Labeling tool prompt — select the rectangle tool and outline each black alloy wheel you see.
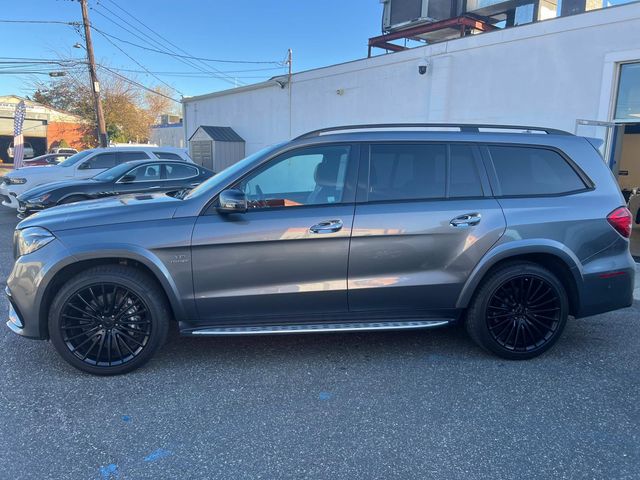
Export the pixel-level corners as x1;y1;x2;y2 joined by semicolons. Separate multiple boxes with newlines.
486;275;561;352
466;261;569;359
49;265;169;375
60;283;152;367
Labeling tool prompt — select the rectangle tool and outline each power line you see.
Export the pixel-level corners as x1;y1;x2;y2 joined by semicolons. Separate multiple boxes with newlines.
93;27;183;96
90;6;240;86
0;19;79;25
90;25;282;65
97;64;181;103
95;0;246;86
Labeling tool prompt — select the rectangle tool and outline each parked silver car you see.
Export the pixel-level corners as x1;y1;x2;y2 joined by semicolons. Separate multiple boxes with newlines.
6;124;635;375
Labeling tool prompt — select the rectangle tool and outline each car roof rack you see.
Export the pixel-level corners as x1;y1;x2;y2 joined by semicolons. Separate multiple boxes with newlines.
294;123;573;140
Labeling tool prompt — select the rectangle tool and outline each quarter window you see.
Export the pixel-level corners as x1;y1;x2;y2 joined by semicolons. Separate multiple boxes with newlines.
235;145;351;209
489;146;586;196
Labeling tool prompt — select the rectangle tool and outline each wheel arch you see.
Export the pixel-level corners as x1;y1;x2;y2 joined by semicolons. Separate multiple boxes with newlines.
456;241;582;316
38;250;186;339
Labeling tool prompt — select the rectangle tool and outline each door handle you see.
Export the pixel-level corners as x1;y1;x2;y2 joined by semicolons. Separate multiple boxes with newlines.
310;219;343;234
450;213;482;228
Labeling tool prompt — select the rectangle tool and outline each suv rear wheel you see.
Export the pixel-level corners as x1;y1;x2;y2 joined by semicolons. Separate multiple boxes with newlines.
48;265;169;375
466;261;569;359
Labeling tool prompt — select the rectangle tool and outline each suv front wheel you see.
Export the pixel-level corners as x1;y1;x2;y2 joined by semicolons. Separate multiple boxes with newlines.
466;261;569;359
49;265;169;375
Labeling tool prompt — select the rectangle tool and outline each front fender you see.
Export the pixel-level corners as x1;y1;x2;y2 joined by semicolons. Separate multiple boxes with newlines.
455;239;583;309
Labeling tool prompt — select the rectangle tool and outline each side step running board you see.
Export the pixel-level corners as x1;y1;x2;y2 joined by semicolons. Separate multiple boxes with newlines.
188;319;450;336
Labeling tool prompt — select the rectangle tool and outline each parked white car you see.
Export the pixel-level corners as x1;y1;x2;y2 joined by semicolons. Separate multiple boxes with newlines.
6;142;35;160
0;146;192;209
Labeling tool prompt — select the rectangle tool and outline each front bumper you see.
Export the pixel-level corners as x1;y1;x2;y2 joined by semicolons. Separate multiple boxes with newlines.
6;238;74;340
0;184;19;208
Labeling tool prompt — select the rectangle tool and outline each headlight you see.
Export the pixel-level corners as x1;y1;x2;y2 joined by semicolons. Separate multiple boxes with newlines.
14;227;55;257
26;193;51;204
8;178;27;185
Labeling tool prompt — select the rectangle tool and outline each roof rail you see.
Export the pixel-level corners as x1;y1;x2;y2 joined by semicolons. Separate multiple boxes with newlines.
293;123;573;140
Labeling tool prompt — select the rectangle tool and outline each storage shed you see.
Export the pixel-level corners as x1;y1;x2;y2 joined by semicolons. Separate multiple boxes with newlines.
188;126;245;172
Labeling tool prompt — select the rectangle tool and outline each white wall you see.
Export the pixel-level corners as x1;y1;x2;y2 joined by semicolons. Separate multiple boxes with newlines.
150;125;185;148
184;3;640;155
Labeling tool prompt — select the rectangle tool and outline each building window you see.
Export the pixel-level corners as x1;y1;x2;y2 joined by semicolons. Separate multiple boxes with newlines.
615;62;640;122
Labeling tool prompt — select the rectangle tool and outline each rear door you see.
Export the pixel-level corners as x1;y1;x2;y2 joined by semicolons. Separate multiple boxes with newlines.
348;142;506;313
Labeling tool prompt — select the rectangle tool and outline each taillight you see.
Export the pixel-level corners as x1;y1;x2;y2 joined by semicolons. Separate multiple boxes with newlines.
607;207;632;238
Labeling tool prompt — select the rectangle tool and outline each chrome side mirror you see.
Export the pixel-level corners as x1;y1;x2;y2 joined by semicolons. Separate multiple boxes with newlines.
217;189;247;214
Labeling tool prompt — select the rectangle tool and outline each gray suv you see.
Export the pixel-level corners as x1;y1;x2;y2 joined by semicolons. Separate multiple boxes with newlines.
6;124;635;375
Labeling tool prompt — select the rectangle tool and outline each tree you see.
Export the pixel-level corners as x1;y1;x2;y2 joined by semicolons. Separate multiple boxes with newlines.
31;68;178;146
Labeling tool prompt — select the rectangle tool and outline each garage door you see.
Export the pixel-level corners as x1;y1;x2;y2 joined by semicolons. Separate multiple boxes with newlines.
190;140;213;170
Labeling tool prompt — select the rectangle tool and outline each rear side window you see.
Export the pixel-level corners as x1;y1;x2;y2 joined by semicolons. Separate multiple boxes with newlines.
154;151;182;160
449;144;483;198
118;151;150;163
82;152;116;169
165;163;199;180
489;146;586;196
369;144;446;201
367;143;484;201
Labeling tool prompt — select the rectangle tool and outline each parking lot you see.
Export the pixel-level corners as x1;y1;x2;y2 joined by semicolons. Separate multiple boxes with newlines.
0;207;639;480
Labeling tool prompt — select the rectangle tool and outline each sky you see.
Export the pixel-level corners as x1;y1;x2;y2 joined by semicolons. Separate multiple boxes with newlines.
0;0;383;101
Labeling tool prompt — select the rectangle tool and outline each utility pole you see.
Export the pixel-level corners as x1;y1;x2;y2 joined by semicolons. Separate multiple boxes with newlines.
80;0;108;147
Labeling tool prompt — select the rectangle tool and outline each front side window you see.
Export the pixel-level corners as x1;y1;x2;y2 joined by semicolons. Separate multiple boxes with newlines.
81;152;116;170
489;146;586;196
235;145;351;209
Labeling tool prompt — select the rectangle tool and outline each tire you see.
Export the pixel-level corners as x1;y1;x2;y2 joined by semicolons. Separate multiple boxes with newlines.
465;261;569;360
48;265;170;375
59;195;87;205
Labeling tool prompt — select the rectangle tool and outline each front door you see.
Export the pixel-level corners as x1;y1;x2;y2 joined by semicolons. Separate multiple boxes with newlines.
191;144;358;324
348;142;506;314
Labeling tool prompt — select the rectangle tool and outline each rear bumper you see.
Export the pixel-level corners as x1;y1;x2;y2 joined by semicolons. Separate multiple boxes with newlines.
575;260;635;318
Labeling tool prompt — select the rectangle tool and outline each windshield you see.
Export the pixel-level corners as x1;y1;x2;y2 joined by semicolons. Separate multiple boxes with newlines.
184;143;285;200
58;150;93;168
92;162;135;181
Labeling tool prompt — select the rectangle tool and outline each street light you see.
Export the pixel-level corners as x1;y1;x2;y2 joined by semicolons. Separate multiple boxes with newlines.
73;43;85;50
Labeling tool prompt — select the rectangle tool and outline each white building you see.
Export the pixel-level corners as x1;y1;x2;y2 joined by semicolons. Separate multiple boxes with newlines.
183;3;640;191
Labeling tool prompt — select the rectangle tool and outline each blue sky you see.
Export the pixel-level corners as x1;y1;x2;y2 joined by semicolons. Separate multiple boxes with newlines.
1;0;383;99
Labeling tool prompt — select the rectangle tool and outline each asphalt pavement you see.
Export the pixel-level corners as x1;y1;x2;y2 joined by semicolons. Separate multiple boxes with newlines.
0;207;639;479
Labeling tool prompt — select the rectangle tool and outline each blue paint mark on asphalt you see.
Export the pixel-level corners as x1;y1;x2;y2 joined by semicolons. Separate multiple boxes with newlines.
144;448;173;462
319;392;333;401
121;415;131;422
99;464;119;480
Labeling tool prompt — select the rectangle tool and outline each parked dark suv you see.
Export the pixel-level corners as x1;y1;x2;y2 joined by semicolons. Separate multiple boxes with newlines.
6;124;635;375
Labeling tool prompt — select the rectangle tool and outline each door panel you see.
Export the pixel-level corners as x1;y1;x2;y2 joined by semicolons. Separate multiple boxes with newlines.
348;199;506;312
192;205;355;322
191;143;358;324
348;142;505;313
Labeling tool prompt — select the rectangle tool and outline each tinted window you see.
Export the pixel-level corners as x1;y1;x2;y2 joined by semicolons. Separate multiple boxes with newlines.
449;144;483;197
125;164;161;182
235;145;350;209
58;150;92;168
82;152;116;169
154;151;182;160
165;164;198;180
489;146;586;196
369;144;446;201
118;151;149;163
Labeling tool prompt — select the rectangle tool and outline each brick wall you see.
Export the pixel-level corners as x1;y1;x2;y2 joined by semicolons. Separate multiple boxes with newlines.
47;122;87;150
